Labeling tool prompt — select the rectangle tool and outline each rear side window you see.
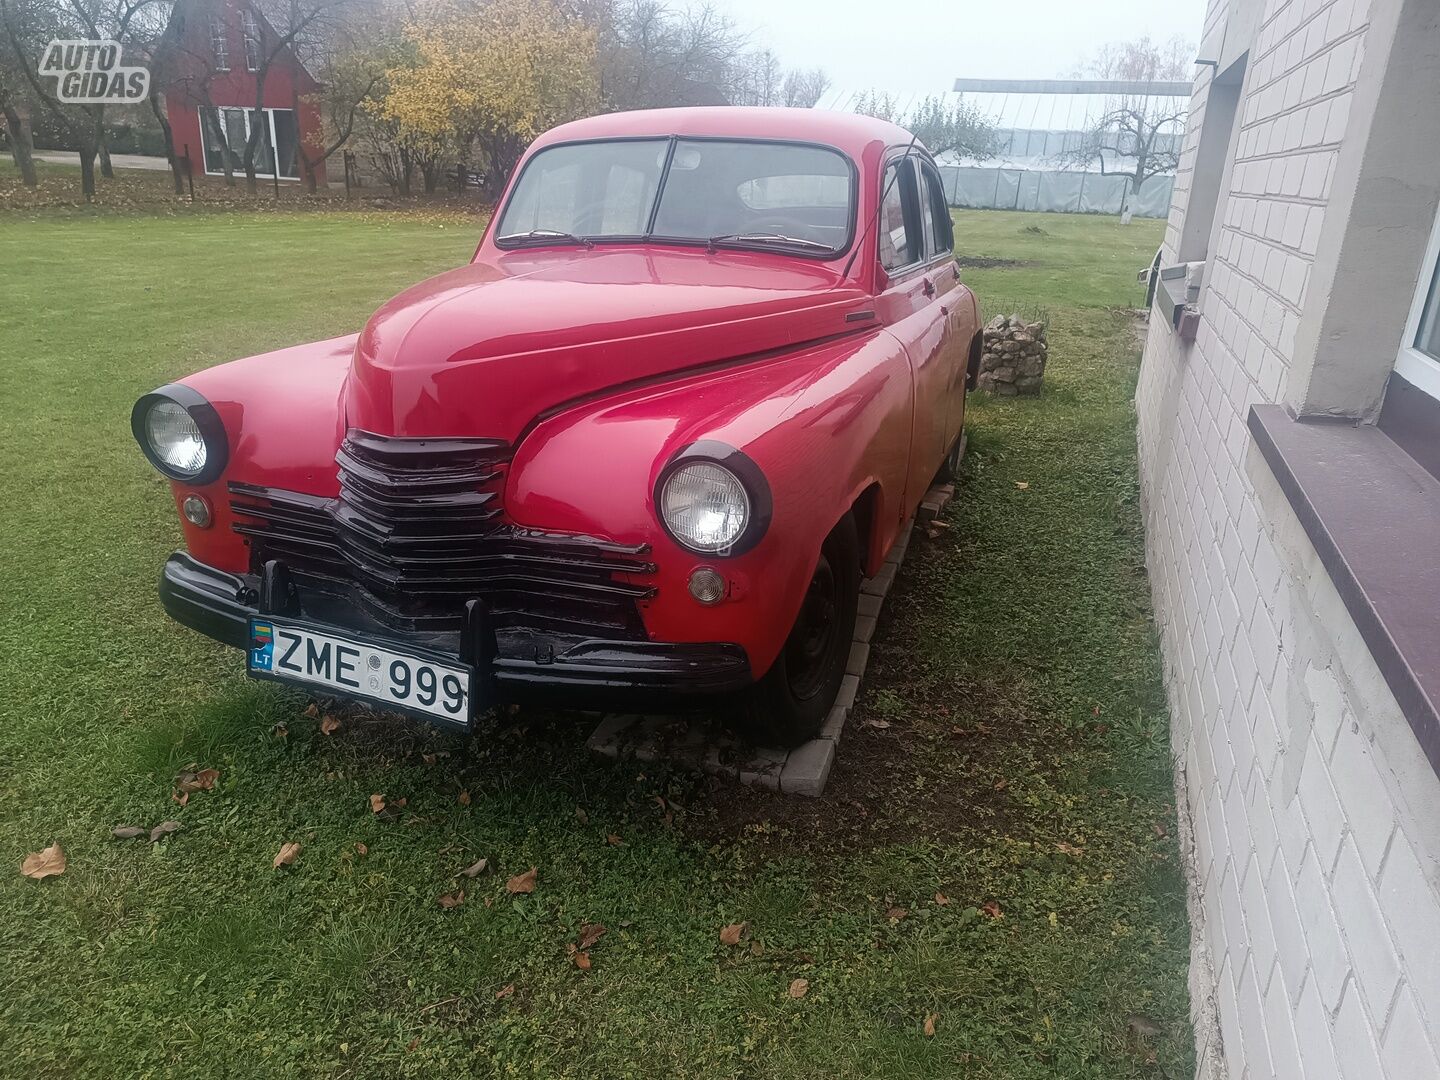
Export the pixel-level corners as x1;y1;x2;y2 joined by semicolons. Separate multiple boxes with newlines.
919;162;953;259
878;161;916;270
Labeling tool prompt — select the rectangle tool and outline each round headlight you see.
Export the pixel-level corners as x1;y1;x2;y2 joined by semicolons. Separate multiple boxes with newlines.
146;400;207;476
131;385;229;485
661;461;750;553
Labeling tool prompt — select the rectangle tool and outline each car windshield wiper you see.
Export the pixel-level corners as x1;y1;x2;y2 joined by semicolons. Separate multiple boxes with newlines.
705;232;835;254
498;229;594;249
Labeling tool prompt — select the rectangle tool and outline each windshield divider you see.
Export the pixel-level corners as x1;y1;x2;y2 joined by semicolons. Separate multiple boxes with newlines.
644;136;678;237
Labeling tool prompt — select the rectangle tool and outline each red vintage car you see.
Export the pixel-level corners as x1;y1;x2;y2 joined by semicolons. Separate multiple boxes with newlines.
131;107;980;746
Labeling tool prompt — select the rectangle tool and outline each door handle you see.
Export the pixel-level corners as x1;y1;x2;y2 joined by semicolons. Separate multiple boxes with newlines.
922;277;935;298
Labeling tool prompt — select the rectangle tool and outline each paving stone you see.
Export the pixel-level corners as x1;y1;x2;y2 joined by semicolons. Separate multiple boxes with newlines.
586;713;641;757
778;738;835;797
854;614;877;643
846;641;871;678
834;673;860;714
858;593;882;618
861;563;896;597
820;704;849;742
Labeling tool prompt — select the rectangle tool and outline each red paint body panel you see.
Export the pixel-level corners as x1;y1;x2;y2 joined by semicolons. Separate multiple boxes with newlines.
160;107;980;685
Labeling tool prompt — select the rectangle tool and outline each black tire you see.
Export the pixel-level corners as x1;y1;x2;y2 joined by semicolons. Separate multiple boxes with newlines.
732;514;861;748
935;429;966;483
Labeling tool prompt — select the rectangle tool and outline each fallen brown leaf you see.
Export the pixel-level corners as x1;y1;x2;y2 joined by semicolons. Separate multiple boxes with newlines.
574;806;589;825
457;790;471;807
369;794;386;813
320;715;341;736
303;703;320;719
456;858;488;879
420;752;436;765
750;939;764;957
865;717;892;729
355;842;368;857
719;922;747;946
405;1037;420;1053
1014;481;1029;490
111;826;147;840
171;790;189;807
578;923;607;951
273;841;301;869
573;950;592;971
1057;841;1084;857
1154;822;1168;839
20;843;66;880
886;906;907;921
923;1012;938;1037
506;867;537;894
934;892;950;906
176;767;219;792
273;722;288;739
149;821;181;842
437;889;465;909
981;901;1003;919
606;833;621;846
495;983;515;1000
788;978;809;999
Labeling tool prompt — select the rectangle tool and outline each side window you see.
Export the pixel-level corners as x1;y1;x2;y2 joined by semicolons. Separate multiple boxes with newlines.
878;160;917;271
919;162;953;259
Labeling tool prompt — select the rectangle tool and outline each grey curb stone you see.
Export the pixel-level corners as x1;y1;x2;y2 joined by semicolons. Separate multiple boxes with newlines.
586;462;964;798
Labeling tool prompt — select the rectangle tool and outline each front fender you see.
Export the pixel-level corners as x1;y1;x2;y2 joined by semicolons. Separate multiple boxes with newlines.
506;330;913;676
166;335;356;573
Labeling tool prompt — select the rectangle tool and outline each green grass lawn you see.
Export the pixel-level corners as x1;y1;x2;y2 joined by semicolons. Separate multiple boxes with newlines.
0;201;1188;1078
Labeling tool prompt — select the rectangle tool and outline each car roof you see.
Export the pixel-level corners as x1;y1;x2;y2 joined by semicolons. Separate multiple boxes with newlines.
531;107;921;162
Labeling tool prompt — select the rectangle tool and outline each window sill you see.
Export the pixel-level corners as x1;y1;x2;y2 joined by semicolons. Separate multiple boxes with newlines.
1248;404;1440;775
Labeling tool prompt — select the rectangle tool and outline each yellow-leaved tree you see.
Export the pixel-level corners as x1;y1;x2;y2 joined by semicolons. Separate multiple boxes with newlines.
381;0;600;190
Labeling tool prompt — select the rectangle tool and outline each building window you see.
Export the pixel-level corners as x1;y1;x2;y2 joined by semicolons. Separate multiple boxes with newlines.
209;17;229;71
198;107;300;179
1396;208;1440;399
1177;55;1246;263
240;9;261;72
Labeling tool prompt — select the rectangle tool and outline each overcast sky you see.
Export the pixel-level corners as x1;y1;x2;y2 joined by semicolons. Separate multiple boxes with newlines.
719;0;1210;94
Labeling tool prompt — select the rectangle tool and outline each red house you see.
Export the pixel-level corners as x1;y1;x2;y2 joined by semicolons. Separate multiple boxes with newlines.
158;0;326;186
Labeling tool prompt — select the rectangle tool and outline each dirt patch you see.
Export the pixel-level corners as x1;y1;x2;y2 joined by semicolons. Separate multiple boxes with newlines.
956;256;1034;269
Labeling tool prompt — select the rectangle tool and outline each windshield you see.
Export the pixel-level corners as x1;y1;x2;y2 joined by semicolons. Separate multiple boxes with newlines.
495;138;854;256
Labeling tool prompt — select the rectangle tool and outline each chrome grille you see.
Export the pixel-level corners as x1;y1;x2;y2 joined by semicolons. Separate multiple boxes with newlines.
229;431;656;636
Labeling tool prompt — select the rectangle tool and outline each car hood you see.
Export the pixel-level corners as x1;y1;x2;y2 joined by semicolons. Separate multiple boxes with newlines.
344;246;872;442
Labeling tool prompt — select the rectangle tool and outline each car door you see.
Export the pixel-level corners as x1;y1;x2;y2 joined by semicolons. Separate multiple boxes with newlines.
916;158;971;455
873;153;957;513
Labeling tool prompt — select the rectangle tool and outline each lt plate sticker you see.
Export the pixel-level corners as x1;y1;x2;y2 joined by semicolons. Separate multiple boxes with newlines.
247;619;471;724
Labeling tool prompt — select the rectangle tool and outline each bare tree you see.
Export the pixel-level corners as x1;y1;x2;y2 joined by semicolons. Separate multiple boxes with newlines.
0;20;39;185
237;0;352;192
595;0;747;110
728;45;780;106
1059;35;1193;223
780;65;826;108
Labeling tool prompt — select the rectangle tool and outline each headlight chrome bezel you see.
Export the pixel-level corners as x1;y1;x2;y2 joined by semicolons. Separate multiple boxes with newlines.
655;440;771;557
131;383;229;485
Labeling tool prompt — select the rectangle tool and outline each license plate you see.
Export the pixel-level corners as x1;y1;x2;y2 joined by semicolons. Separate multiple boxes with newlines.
247;618;475;726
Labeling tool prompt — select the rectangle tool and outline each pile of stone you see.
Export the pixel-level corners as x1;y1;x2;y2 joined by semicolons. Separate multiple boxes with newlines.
977;313;1049;396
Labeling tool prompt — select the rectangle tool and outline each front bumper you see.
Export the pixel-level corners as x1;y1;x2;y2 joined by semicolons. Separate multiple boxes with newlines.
159;552;753;708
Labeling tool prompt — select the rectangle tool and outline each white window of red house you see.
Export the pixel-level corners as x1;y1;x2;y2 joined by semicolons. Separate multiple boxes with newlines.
199;106;301;180
210;16;229;71
240;9;262;72
1399;208;1440;400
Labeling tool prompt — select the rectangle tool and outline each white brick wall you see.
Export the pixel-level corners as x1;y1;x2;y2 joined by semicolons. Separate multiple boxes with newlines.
1135;0;1440;1077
